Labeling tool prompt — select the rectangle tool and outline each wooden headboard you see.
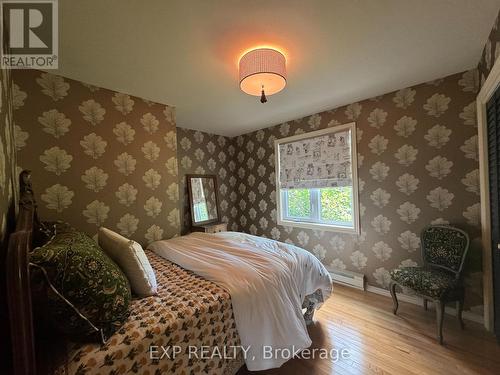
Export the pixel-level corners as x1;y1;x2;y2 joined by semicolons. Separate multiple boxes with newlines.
6;170;38;375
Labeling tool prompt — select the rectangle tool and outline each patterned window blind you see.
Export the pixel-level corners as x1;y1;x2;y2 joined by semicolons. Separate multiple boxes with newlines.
278;128;352;189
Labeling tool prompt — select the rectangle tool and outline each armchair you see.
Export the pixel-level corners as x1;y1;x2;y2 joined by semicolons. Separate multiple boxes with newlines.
389;225;470;344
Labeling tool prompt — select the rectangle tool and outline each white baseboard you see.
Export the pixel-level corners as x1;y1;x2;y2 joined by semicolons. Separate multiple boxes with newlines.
364;285;484;325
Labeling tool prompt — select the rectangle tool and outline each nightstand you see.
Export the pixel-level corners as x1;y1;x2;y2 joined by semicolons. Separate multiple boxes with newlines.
193;222;227;233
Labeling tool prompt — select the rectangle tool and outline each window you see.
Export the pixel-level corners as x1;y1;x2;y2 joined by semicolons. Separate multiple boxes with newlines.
274;123;359;233
193;201;209;222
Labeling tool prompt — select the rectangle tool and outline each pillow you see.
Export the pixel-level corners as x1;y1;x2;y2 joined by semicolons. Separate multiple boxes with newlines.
30;224;131;342
98;227;157;297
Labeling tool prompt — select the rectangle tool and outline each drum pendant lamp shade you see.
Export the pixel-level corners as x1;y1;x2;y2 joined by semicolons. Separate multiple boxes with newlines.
239;48;287;103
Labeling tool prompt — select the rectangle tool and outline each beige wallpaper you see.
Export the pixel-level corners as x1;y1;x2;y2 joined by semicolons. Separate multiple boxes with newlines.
10;68;484;313
0;67;16;251
228;71;483;312
0;66;16;375
478;8;500;86
176;127;237;234
13;70;180;245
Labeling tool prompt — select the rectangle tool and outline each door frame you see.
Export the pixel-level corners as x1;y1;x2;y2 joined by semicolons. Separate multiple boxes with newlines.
477;56;500;331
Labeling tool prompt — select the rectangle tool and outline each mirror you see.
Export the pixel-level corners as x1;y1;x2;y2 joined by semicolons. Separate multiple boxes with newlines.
187;174;220;226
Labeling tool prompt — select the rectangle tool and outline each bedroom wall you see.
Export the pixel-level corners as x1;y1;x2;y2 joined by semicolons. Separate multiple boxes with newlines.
478;9;500;85
176;127;237;234
13;70;180;245
232;70;483;312
0;67;16;375
0;69;16;252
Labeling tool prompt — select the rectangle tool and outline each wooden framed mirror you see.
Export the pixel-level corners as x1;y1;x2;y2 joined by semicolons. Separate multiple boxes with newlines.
186;174;220;227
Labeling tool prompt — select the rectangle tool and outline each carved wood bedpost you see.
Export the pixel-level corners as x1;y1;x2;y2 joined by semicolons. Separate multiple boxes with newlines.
6;170;37;375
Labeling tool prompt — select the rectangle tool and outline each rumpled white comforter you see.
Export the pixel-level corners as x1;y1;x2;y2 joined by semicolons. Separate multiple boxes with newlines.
148;231;332;371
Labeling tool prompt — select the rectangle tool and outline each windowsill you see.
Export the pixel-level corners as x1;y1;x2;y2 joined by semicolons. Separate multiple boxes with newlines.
277;218;359;234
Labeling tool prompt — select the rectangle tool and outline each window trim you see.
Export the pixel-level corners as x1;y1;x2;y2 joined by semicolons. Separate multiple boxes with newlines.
274;122;360;234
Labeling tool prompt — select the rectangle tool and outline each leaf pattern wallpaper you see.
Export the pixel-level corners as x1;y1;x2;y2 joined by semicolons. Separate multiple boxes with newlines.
8;6;500;317
176;128;237;234
226;71;482;312
13;70;180;245
478;9;500;86
0;66;17;374
0;67;16;252
173;74;483;311
162;70;484;313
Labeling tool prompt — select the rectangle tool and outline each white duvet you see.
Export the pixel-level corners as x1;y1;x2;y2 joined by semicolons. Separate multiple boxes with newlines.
148;231;332;371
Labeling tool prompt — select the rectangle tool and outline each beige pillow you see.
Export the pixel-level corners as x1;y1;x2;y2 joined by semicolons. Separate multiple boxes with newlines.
98;227;157;297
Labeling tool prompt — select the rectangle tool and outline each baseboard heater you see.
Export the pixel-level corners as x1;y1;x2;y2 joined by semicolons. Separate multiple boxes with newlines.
328;269;365;290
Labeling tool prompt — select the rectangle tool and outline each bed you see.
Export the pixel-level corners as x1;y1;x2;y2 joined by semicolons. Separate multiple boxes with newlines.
6;171;332;375
55;251;243;374
149;231;333;371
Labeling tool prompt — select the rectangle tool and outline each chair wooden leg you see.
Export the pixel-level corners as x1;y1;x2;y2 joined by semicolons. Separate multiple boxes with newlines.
435;301;445;345
423;299;428;311
389;281;398;315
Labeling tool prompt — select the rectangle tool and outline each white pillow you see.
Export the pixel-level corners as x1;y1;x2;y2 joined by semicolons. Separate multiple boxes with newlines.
98;227;157;297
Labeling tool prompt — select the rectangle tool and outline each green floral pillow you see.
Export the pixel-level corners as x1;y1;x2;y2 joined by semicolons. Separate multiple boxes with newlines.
30;224;131;342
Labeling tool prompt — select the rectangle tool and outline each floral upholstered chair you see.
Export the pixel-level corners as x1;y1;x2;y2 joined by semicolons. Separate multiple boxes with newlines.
389;225;469;344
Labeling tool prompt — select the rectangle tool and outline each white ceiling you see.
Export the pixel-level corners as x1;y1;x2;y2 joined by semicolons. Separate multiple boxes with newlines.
55;0;500;137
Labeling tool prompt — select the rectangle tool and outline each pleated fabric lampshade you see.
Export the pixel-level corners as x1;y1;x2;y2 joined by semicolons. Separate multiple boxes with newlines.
239;48;287;103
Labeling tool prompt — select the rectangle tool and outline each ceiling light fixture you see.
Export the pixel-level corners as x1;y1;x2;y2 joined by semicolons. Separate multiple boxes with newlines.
239;48;286;103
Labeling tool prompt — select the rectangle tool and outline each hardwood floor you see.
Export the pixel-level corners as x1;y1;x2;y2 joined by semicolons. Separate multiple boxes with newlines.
237;285;500;375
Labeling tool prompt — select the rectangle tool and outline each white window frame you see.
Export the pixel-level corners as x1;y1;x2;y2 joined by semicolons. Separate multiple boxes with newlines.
274;122;360;234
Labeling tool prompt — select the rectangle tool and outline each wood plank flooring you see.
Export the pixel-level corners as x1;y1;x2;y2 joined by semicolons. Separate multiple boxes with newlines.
237;285;500;375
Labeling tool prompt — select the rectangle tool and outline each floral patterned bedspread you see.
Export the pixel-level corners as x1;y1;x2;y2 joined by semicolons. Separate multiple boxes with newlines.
57;251;242;375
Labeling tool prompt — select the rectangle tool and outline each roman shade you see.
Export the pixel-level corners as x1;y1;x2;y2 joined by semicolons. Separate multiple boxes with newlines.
278;128;352;189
